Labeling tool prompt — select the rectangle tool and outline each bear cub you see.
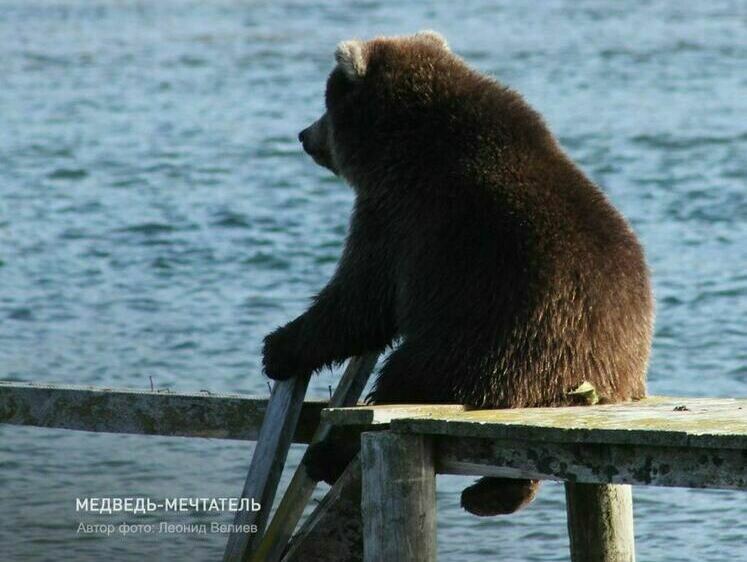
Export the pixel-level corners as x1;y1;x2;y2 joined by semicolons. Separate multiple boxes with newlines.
263;31;654;516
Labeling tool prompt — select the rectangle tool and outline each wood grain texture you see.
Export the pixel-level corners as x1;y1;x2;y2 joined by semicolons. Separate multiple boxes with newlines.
282;457;363;562
565;483;635;562
437;436;747;489
0;381;325;443
223;375;311;562
323;403;468;426
390;396;747;450
252;353;378;562
361;432;436;562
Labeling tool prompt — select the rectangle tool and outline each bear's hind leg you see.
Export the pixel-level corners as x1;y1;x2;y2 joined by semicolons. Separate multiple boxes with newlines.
302;426;360;485
304;342;430;484
375;343;542;516
461;477;541;516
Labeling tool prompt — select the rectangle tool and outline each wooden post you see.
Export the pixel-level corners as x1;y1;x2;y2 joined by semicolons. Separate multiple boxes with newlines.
361;432;436;562
565;483;636;562
282;457;363;562
223;375;311;562
252;353;378;562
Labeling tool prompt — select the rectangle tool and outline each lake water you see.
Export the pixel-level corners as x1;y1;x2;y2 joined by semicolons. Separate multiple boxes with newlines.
1;1;745;560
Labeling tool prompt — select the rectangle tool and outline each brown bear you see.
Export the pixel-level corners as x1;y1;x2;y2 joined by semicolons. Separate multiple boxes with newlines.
262;31;654;516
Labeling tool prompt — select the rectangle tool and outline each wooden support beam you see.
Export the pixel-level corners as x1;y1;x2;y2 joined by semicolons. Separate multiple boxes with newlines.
323;403;468;426
361;432;436;562
565;483;635;562
223;374;311;562
0;381;325;443
282;457;363;562
436;436;747;490
252;353;378;562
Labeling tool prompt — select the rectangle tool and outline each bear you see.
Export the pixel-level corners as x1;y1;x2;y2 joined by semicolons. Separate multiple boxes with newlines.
262;30;654;516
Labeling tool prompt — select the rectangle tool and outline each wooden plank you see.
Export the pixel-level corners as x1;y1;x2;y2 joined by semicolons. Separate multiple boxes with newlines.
251;353;378;562
0;381;325;443
390;396;747;450
361;432;436;562
437;436;747;490
282;457;363;562
323;403;468;426
565;483;636;562
223;374;311;562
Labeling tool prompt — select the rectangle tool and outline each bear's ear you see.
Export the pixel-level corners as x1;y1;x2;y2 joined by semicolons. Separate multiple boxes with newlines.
335;40;367;81
415;30;449;51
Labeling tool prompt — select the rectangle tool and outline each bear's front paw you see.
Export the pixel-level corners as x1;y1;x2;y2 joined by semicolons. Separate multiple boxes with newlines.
262;327;309;381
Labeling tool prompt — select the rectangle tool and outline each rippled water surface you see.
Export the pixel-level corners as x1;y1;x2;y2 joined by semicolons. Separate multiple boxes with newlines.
1;1;746;560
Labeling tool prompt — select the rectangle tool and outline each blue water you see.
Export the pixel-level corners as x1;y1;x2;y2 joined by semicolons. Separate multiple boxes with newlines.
1;1;746;560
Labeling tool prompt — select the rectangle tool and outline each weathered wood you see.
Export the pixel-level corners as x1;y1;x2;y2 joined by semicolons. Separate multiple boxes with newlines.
565;483;635;562
223;375;311;562
390;396;747;450
323;403;468;426
361;432;436;562
282;457;363;562
436;436;747;489
0;381;325;443
252;353;378;562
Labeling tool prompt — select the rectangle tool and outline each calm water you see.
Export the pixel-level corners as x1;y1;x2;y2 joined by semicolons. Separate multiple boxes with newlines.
1;1;746;560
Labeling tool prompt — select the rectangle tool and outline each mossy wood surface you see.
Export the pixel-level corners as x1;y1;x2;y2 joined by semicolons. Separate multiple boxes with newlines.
323;403;468;425
565;483;636;562
437;436;746;490
328;397;747;450
0;381;326;443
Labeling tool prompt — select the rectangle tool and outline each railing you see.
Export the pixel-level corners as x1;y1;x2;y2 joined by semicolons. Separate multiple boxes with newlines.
3;380;746;561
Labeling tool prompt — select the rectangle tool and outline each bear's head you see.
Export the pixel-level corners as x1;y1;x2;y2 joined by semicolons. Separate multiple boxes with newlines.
298;30;486;190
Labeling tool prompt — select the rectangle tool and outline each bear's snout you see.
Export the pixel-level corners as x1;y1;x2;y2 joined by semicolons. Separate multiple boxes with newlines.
298;118;338;175
298;126;319;158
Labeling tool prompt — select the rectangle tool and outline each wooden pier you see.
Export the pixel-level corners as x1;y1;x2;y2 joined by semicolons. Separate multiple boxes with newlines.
2;380;746;561
326;397;747;561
